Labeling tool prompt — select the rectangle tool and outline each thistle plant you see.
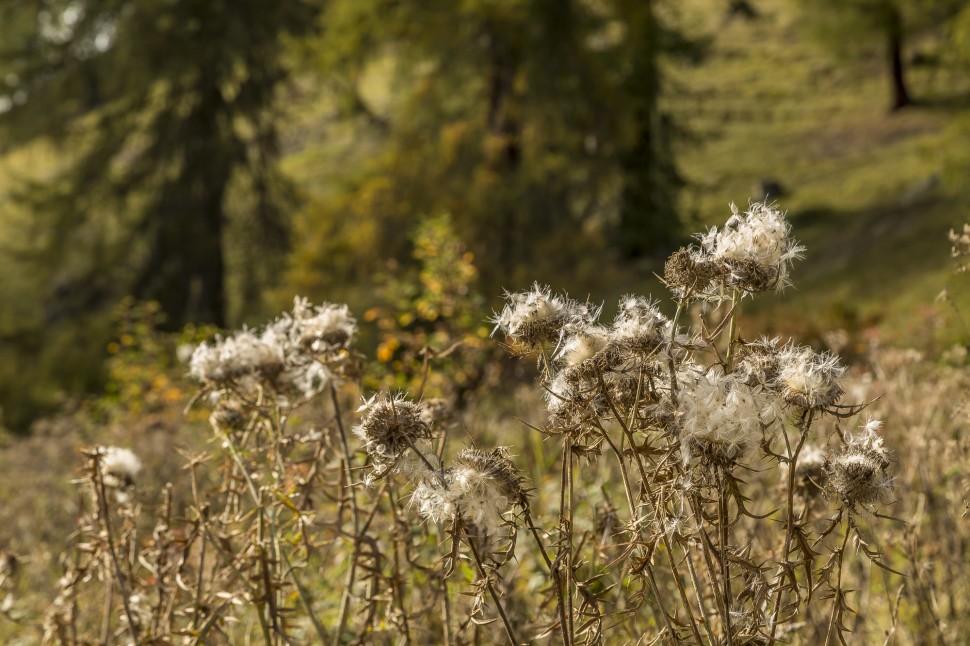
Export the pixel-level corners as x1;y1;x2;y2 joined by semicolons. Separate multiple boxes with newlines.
490;200;897;645
38;200;901;645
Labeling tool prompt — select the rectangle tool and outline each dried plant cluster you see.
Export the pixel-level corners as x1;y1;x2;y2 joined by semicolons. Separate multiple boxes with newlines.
487;201;898;645
25;202;906;645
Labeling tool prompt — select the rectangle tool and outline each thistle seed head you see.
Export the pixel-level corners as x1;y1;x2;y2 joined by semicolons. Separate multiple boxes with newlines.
286;297;357;351
699;201;804;295
556;324;610;367
734;337;783;388
491;283;596;348
776;345;845;410
826;418;893;507
610;295;670;355
354;393;433;465
98;447;142;489
664;248;720;299
676;368;783;464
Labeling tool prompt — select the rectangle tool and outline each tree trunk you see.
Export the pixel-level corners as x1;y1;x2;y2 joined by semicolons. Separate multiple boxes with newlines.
484;25;521;277
616;0;681;258
888;14;911;111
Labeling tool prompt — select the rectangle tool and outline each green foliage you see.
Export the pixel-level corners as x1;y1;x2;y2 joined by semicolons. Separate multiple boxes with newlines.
288;0;691;299
364;213;495;402
95;299;213;422
0;0;316;328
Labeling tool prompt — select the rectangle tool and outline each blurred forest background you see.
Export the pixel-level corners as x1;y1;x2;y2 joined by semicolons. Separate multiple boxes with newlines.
2;0;970;432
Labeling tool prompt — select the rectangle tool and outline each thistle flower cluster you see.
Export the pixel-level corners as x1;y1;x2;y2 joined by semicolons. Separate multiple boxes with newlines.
540;296;675;432
491;283;598;348
736;338;846;411
188;297;357;402
497;203;881;479
666;202;804;299
825;418;893;508
411;448;527;533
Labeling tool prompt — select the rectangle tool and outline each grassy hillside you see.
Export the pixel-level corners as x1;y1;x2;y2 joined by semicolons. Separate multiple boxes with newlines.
663;0;970;344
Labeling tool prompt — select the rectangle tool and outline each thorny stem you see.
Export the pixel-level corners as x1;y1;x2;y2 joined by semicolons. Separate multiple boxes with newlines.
523;509;571;646
684;545;718;645
91;453;140;645
331;384;362;644
690;495;729;633
716;469;733;643
724;288;741;370
768;410;813;645
220;431;276;645
99;570;113;644
186;459;211;636
387;485;414;644
599;426;705;645
824;518;852;646
437;519;454;646
613;422;678;631
668;300;685;402
280;547;331;645
461;516;519;645
562;439;576;643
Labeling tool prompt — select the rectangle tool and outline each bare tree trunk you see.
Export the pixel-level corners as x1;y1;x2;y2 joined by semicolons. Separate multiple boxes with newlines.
888;13;911;111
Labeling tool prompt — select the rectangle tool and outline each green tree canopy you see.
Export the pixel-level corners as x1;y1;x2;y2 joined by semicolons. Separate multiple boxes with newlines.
0;0;319;328
288;0;692;300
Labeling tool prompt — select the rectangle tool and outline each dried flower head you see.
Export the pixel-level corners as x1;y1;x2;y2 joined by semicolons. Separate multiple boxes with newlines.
189;329;285;385
664;248;721;299
411;475;457;525
189;299;356;403
699;202;804;295
676;368;782;464
354;393;433;471
776;345;845;410
492;283;595;348
695;202;804;294
411;448;527;533
556;324;610;367
454;447;528;508
99;447;142;488
610;295;670;355
826;418;893;507
544;367;604;431
734;337;783;388
287;297;357;351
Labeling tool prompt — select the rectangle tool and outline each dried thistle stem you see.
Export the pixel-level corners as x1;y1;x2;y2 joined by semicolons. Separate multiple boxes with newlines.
91;453;140;645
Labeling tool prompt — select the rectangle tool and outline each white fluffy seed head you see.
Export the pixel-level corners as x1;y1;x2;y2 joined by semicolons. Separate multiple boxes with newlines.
610;295;670;353
492;283;596;348
776;345;845;410
353;393;433;466
410;449;525;534
676;368;783;464
99;447;142;488
557;325;610;367
826;418;893;507
188;298;357;403
288;297;357;351
699;202;804;293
